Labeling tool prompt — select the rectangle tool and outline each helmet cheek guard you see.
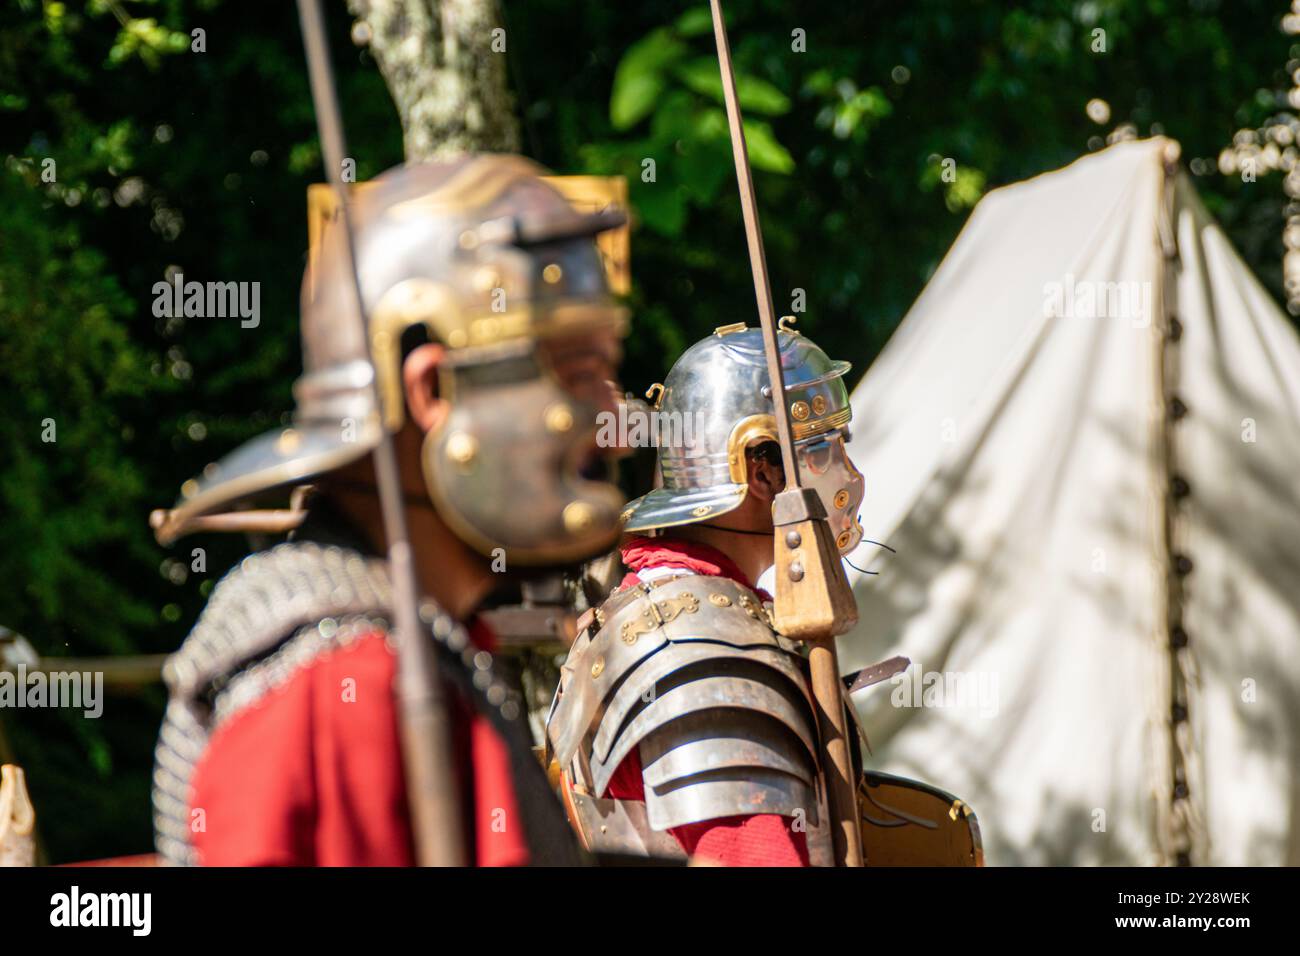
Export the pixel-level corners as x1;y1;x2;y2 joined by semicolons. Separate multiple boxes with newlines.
793;430;864;555
422;342;625;566
726;416;864;557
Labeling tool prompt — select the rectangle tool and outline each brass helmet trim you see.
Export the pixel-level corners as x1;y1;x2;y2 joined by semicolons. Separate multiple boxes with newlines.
726;414;777;484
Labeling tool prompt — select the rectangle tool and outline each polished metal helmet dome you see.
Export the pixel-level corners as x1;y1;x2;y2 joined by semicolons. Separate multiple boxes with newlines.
622;322;864;553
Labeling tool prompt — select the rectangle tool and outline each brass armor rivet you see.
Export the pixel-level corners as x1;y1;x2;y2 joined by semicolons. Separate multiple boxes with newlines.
445;432;478;467
669;592;700;615
619;507;634;523
833;489;850;510
478;316;503;340
447;328;468;349
789;561;805;582
544;403;574;433
276;428;302;455
790;401;810;421
709;594;731;607
591;657;605;678
542;263;564;284
691;505;711;517
812;395;828;416
458;230;479;250
785;530;802;549
563;501;595;534
836;529;852;550
275;429;300;455
181;478;199;499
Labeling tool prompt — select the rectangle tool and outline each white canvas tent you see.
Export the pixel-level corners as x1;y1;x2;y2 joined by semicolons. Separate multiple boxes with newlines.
839;138;1300;865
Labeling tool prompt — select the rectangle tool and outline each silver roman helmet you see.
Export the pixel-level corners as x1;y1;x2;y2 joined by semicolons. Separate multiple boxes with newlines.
622;321;864;554
153;154;629;566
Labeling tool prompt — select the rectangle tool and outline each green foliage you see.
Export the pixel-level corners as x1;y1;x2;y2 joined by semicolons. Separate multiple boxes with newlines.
610;27;687;129
0;0;401;861
600;5;797;235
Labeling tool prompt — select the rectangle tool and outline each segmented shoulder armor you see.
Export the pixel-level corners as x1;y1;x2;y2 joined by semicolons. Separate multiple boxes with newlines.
547;573;831;860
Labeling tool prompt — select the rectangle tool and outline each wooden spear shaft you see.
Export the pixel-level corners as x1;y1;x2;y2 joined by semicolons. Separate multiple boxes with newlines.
707;0;863;866
296;0;464;866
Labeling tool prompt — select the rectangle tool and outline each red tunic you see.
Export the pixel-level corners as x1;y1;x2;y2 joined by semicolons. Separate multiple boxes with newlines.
186;618;527;867
607;536;811;867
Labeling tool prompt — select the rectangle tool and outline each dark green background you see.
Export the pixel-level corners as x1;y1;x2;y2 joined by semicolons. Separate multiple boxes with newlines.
0;0;1292;861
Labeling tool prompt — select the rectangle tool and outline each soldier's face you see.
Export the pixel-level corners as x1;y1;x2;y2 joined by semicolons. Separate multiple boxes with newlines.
540;326;624;418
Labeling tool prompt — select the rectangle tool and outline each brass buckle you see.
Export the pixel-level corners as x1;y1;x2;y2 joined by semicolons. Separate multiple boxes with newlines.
620;590;700;645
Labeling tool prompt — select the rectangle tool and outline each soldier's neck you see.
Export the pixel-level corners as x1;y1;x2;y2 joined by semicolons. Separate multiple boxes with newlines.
673;523;774;589
404;504;498;620
327;488;496;621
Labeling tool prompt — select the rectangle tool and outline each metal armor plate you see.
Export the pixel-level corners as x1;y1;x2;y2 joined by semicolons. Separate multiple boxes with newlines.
547;573;829;847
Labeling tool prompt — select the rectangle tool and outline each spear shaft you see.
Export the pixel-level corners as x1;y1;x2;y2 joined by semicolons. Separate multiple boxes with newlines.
296;0;465;867
708;0;864;867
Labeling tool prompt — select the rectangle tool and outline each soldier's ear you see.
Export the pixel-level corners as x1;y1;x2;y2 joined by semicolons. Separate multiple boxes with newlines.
402;342;448;433
746;453;785;503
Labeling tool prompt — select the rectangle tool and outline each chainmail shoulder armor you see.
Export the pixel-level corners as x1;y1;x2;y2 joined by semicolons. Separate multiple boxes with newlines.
153;538;583;867
153;541;396;865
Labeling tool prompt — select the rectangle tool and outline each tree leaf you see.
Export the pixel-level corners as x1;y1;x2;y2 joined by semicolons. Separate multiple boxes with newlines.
742;119;795;173
610;28;687;129
674;7;714;38
633;180;689;235
611;72;665;130
674;57;790;115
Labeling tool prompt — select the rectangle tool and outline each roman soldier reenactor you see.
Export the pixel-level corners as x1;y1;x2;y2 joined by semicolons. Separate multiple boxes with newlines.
546;322;866;866
150;154;629;866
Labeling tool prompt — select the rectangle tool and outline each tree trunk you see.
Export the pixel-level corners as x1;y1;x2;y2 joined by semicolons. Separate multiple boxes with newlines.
348;0;520;161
